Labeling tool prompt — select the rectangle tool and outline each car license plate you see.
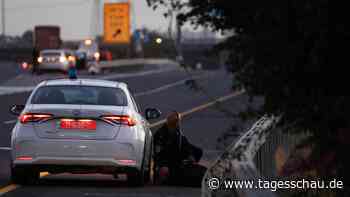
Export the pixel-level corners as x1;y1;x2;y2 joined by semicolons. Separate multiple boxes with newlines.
60;119;96;130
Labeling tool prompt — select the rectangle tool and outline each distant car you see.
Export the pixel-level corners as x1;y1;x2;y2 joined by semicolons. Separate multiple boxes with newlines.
37;49;76;73
100;50;113;61
77;39;100;62
9;79;161;186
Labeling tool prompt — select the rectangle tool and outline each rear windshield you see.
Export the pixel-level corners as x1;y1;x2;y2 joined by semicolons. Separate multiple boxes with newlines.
41;52;61;57
31;86;128;106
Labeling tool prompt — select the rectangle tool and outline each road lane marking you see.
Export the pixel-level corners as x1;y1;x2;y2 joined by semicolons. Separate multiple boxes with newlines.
3;120;16;125
0;172;49;196
0;147;11;151
3;120;17;124
0;86;36;96
0;184;19;196
2;74;208;125
150;90;245;128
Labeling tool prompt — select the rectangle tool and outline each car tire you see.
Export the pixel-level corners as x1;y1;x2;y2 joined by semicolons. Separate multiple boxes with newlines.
11;166;39;185
127;142;150;187
143;140;153;184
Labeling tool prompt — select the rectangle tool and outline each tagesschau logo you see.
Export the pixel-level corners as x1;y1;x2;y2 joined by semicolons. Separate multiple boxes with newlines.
207;178;344;192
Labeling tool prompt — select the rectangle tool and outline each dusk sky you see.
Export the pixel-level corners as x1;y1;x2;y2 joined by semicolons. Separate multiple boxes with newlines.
2;0;170;40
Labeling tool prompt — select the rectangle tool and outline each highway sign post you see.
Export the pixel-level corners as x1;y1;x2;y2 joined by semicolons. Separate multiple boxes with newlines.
104;3;130;44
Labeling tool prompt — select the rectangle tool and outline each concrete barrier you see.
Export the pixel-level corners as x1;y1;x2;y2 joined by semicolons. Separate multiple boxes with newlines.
86;58;179;75
201;115;281;197
98;58;179;69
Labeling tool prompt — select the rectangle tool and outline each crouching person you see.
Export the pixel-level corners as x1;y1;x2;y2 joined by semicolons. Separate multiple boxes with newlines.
153;111;207;187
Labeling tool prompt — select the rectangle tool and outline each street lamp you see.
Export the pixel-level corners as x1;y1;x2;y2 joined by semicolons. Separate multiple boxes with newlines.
155;38;162;44
84;39;93;46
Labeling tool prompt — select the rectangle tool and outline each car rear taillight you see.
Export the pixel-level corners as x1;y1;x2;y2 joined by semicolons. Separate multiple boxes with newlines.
19;113;53;124
101;115;136;126
16;156;33;161
116;159;137;166
21;62;29;69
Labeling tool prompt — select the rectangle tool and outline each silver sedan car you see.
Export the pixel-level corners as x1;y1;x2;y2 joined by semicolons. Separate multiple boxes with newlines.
37;49;76;72
9;79;161;186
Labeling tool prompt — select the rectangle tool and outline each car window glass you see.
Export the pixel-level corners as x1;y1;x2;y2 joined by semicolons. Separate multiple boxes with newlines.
41;52;61;57
31;86;127;106
131;96;139;112
128;89;140;112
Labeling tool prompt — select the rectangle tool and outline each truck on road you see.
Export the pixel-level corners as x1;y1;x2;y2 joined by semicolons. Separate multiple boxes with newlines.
34;26;61;51
30;26;62;73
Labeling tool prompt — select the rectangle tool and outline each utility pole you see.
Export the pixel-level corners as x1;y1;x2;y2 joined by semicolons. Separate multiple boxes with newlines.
95;0;100;38
128;0;133;58
167;10;173;39
90;0;100;39
167;8;183;62
1;0;5;36
175;17;183;61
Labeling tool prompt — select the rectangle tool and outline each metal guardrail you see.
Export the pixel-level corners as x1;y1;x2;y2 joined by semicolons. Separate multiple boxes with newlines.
255;127;301;179
201;115;282;197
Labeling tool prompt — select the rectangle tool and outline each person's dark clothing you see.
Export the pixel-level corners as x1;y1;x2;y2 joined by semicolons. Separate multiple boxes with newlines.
153;124;204;185
154;124;202;165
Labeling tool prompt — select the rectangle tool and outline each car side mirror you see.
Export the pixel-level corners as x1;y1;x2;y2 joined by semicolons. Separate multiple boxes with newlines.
145;108;161;120
10;104;25;116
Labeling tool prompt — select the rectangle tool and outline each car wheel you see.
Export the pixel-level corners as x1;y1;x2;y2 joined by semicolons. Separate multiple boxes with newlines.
11;166;39;185
127;145;150;187
143;140;153;184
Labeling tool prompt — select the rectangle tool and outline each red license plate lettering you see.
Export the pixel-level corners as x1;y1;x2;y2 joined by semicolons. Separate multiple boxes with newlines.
60;119;96;130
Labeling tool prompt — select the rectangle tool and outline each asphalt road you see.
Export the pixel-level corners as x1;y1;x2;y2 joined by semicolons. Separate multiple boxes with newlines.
0;62;254;197
0;62;22;84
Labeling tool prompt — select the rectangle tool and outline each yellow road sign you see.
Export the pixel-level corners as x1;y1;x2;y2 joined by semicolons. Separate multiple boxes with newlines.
104;3;130;44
